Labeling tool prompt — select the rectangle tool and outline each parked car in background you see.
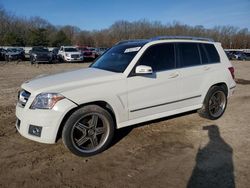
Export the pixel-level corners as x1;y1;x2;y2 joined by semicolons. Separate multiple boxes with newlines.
0;48;6;60
4;47;25;61
234;51;247;60
244;52;250;60
89;47;98;58
58;46;83;62
95;47;108;56
29;47;52;64
51;47;59;62
76;46;95;60
225;51;234;60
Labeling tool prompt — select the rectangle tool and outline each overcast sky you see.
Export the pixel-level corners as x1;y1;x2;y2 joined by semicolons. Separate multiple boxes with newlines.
1;0;249;30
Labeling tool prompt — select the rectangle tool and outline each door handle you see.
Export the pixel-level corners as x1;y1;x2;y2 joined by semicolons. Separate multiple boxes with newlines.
169;72;179;78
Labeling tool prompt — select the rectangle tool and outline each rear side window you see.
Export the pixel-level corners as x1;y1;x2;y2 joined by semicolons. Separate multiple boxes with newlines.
138;43;175;71
177;43;201;67
199;43;220;64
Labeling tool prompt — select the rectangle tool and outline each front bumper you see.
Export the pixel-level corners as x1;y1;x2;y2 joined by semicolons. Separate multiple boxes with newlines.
7;54;22;60
83;54;95;59
65;56;84;62
34;56;52;62
15;98;77;144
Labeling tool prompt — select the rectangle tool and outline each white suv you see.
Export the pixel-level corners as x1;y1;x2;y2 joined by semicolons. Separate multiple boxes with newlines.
16;36;236;156
58;46;83;62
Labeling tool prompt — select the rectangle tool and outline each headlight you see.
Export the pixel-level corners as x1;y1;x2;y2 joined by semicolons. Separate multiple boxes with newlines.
65;53;70;57
33;54;37;57
30;93;65;109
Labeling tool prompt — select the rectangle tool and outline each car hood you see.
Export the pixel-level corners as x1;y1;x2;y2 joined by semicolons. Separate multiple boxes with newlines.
22;68;123;94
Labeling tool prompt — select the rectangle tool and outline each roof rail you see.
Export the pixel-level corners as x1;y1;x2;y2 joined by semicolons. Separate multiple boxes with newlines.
150;36;214;42
116;39;147;45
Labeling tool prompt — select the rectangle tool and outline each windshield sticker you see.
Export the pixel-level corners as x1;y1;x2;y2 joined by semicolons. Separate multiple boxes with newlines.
124;47;141;53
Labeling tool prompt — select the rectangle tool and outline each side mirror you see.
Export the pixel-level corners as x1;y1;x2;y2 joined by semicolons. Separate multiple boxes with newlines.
135;65;153;75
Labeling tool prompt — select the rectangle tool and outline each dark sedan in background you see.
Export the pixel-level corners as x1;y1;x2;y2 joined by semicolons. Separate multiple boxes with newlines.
4;48;25;61
0;48;6;60
29;47;52;64
51;47;59;62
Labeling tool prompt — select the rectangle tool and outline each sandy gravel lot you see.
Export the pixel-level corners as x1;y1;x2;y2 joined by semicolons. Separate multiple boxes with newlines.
0;61;249;188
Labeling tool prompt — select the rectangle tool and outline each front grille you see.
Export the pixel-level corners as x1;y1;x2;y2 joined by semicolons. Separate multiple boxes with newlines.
37;57;50;61
37;54;50;61
18;90;31;107
84;52;92;56
9;54;19;60
71;54;79;58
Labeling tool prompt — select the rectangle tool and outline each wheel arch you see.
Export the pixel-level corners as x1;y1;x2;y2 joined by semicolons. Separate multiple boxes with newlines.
198;82;228;120
202;82;228;105
55;100;117;142
210;82;228;96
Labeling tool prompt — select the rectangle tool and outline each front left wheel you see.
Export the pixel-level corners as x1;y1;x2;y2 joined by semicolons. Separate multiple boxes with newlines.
62;105;115;157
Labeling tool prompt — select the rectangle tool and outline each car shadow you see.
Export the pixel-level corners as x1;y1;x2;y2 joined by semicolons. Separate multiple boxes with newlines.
187;125;235;188
110;110;197;147
110;126;134;147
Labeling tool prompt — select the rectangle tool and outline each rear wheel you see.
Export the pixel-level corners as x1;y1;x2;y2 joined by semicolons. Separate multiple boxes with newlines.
62;105;115;157
198;86;227;120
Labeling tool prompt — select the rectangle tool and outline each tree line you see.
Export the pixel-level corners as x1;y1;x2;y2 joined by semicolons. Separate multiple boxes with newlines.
0;6;250;49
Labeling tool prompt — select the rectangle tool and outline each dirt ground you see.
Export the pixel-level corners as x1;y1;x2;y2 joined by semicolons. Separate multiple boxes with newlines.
0;60;249;188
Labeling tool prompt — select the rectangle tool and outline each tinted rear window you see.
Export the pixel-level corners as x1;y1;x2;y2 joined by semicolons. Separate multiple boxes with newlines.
177;43;201;67
199;43;220;64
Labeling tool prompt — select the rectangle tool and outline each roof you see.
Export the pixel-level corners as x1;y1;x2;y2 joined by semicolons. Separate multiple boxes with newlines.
117;36;215;45
150;36;214;42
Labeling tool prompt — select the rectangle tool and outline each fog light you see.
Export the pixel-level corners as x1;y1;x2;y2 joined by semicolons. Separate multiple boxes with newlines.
28;125;42;137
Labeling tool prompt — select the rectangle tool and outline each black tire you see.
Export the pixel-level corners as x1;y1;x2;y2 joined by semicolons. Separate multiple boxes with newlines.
5;55;9;62
62;105;115;157
58;55;64;63
30;56;35;64
49;58;53;64
198;86;227;120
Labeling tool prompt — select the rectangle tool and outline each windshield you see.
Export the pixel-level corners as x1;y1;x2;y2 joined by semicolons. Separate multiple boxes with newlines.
91;42;145;73
65;48;78;52
7;49;17;52
33;47;49;52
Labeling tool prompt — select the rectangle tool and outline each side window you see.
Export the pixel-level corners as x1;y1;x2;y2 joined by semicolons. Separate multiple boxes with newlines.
178;43;201;67
138;43;175;72
199;44;209;64
203;43;220;64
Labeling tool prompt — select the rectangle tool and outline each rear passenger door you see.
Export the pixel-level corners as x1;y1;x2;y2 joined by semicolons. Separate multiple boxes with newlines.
177;42;220;108
127;43;181;120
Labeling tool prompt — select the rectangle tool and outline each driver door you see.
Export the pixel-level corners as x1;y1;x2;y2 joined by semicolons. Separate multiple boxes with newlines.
127;43;181;120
